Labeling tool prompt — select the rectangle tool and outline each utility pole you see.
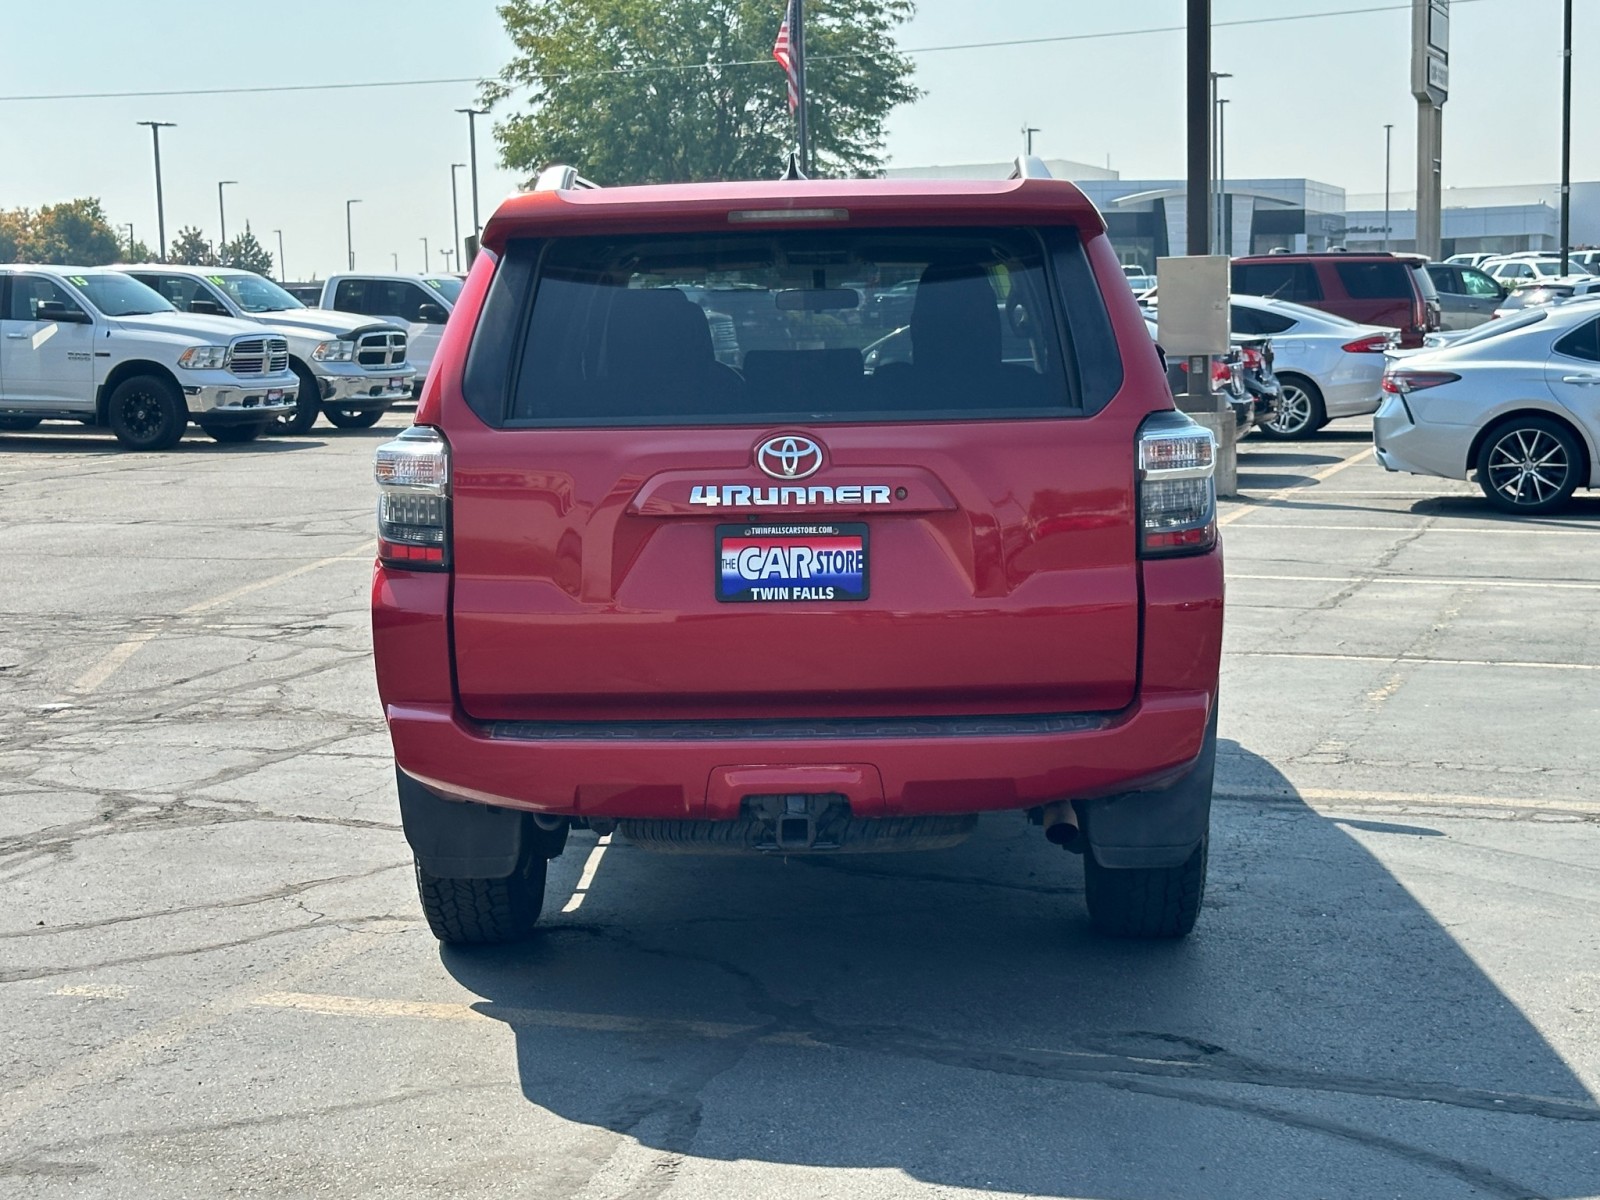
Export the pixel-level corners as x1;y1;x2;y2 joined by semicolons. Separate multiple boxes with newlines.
1190;12;1212;257
420;237;430;272
272;229;286;281
137;121;176;261
217;180;238;264
457;108;488;239
346;199;361;271
1560;0;1573;273
450;163;465;269
1384;124;1394;251
1022;125;1040;157
1218;98;1230;255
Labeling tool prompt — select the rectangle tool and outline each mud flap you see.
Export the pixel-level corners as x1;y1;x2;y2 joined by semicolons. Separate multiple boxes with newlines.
396;768;526;879
1076;706;1217;870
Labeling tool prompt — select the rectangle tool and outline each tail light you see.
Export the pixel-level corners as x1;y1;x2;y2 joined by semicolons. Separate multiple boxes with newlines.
1241;347;1263;370
1382;370;1461;395
1138;414;1217;558
1341;333;1394;354
374;426;450;570
1211;360;1233;386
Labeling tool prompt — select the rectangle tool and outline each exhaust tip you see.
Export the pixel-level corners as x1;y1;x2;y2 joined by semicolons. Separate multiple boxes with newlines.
1045;822;1080;848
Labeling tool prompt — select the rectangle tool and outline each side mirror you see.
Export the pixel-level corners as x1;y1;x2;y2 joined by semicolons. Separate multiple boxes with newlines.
190;299;225;316
35;302;91;325
417;303;448;324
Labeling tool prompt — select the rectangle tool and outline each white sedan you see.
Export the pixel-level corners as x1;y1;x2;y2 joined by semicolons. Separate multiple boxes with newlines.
1228;296;1397;439
1375;300;1600;514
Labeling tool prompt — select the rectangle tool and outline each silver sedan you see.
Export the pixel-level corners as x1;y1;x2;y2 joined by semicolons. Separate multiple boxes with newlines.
1374;300;1600;514
1228;296;1396;439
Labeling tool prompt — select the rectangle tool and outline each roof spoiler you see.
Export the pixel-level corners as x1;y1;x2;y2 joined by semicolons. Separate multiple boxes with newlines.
1009;156;1053;180
531;164;601;193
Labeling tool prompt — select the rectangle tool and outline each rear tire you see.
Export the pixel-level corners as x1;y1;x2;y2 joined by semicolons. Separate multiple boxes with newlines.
0;416;42;431
107;375;187;451
1084;840;1208;939
324;406;385;429
415;850;548;946
1257;375;1326;440
266;366;322;435
1475;416;1582;515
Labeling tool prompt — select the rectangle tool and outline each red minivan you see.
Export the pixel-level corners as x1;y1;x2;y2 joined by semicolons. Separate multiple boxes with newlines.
371;163;1224;945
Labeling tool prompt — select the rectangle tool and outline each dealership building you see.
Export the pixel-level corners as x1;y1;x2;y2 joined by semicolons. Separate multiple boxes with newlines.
886;160;1600;265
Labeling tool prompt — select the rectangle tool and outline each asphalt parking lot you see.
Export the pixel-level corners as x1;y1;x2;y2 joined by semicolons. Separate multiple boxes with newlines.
3;415;1599;1200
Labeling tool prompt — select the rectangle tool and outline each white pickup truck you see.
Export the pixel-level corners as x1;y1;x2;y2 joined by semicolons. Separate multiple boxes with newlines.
117;265;414;434
315;272;461;386
0;265;297;450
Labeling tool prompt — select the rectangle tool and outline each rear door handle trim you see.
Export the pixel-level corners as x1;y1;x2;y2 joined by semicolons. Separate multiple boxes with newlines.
1561;375;1600;386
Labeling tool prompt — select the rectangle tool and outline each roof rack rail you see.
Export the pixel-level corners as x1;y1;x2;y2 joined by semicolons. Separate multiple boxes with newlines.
532;164;601;193
1009;155;1053;180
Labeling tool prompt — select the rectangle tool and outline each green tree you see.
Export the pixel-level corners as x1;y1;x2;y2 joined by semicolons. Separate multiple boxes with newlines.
121;237;156;264
168;226;216;266
0;208;31;262
485;0;919;184
221;223;275;275
24;198;122;265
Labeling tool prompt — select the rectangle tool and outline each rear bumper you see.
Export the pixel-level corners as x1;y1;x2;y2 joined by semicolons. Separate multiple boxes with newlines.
1373;393;1471;478
386;690;1215;819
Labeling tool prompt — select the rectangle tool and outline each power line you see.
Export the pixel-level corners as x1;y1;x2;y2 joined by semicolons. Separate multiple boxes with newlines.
0;0;1505;104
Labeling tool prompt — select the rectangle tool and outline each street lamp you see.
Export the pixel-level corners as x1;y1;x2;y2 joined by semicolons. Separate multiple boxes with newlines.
440;247;455;274
345;199;362;271
122;223;135;259
136;121;176;261
1208;72;1231;255
1021;125;1040;156
1217;98;1230;255
1383;124;1395;252
456;107;488;243
391;252;399;270
272;228;286;281
217;180;238;263
450;162;466;268
420;236;430;272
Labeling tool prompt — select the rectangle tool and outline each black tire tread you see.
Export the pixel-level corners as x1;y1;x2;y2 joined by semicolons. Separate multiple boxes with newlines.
1474;415;1582;515
267;367;323;436
1084;841;1207;939
415;856;546;946
107;374;187;451
204;424;263;444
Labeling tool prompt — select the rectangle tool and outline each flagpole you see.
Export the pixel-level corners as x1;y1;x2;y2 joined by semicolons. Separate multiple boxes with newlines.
793;0;810;175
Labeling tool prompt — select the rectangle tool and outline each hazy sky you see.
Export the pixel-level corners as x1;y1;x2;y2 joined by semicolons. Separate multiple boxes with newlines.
1;0;1592;278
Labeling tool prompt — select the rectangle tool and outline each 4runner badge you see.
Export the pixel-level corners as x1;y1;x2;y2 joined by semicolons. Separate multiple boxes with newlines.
690;484;893;508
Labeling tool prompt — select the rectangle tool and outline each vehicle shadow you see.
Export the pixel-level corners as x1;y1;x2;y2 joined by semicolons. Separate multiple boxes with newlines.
1234;450;1343;468
440;744;1600;1198
0;430;321;454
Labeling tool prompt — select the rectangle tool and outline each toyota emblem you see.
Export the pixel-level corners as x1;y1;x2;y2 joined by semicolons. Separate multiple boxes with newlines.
755;434;824;480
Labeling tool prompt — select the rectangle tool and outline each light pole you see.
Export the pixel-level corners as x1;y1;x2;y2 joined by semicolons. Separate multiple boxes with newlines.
1021;125;1040;156
391;252;399;271
1383;124;1395;252
450;162;466;269
420;236;430;272
217;180;238;263
346;199;362;271
1217;98;1230;255
137;121;176;261
457;108;488;244
440;247;455;273
1561;0;1573;272
272;228;286;281
1208;72;1231;254
122;223;135;259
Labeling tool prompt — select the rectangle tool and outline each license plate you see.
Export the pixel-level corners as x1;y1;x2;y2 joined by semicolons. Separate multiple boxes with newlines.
266;389;284;402
717;523;869;603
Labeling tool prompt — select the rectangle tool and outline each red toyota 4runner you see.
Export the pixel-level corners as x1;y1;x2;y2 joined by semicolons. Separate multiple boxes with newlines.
371;162;1224;944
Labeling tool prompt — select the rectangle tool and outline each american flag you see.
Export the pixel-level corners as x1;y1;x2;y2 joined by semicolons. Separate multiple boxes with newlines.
772;0;799;113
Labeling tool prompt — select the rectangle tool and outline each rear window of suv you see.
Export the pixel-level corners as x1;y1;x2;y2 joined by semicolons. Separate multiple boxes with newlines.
1334;260;1411;299
464;227;1120;427
1231;262;1323;303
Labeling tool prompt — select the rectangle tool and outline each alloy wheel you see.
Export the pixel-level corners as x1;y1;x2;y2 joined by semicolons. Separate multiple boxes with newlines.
1268;385;1314;436
1485;428;1571;508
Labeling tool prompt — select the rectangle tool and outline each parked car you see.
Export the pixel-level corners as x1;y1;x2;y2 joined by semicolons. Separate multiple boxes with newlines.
1444;252;1495;268
1217;295;1394;439
317;272;460;385
1482;256;1594;287
372;162;1224;945
117;265;414;433
0;265;295;449
1123;273;1158;293
1425;262;1509;329
1375;300;1600;513
1491;278;1600;319
281;282;325;306
1231;252;1440;347
1570;250;1600;274
1142;312;1276;435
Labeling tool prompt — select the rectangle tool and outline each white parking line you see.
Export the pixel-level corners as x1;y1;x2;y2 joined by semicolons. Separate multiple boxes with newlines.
1235;650;1600;672
1230;523;1600;537
561;833;613;913
1231;573;1600;591
1219;447;1375;527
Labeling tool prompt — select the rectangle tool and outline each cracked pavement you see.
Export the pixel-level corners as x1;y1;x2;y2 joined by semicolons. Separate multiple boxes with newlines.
2;417;1600;1198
